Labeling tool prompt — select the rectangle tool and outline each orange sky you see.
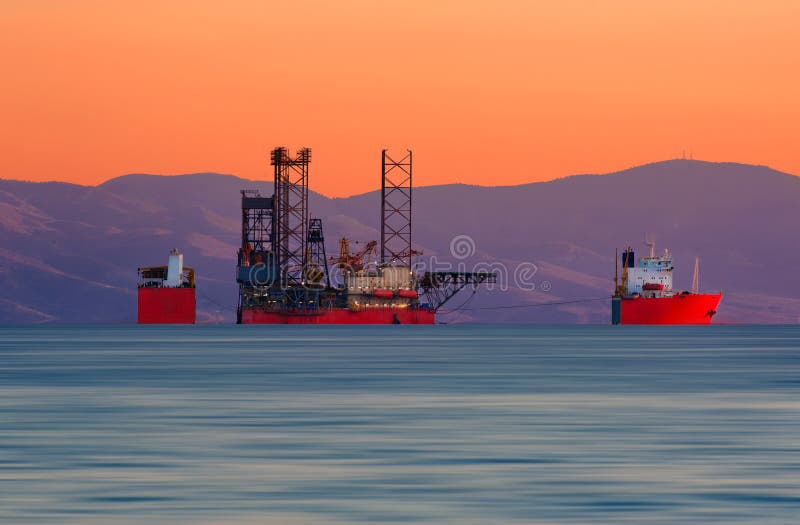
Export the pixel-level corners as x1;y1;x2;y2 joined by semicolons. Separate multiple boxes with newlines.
1;1;799;197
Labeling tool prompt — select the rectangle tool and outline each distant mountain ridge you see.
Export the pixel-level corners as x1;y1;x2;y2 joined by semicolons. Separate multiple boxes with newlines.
1;159;798;324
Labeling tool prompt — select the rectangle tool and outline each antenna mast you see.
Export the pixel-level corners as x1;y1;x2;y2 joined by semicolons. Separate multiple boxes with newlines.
691;256;700;294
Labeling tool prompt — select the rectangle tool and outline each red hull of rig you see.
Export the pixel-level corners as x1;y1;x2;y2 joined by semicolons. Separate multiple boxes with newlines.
240;307;435;324
137;287;196;324
614;293;722;325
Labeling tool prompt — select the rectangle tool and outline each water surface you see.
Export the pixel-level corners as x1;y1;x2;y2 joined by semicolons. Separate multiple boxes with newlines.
1;325;798;524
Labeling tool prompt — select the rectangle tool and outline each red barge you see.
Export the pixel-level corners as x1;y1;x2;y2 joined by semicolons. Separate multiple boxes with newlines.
137;249;196;324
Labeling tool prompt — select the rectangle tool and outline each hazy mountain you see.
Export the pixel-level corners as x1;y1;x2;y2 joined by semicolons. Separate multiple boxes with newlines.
1;159;798;324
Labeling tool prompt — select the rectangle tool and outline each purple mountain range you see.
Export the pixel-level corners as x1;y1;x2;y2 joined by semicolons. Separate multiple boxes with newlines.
1;159;798;324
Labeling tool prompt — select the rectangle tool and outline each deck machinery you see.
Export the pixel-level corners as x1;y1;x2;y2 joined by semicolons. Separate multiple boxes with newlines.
236;148;495;324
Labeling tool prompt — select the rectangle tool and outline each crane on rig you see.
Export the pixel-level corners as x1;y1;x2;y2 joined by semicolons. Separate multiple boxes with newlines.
332;239;378;273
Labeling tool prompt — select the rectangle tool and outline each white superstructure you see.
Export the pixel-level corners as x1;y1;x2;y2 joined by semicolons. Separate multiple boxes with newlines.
165;249;185;288
345;265;414;294
623;243;674;297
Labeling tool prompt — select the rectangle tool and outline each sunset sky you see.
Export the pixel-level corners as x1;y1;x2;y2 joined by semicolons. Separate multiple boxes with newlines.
1;1;798;197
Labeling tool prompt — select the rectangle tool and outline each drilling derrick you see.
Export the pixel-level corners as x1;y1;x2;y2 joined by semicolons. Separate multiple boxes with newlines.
272;147;310;286
306;218;330;288
381;150;413;268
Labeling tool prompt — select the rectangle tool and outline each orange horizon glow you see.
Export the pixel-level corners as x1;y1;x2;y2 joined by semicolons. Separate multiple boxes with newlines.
1;1;799;197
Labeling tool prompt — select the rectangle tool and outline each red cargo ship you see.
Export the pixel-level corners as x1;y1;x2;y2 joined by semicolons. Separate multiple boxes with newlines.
138;249;196;324
612;241;722;325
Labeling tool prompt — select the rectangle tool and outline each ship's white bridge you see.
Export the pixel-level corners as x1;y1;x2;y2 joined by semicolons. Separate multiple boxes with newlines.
626;254;674;296
619;243;675;298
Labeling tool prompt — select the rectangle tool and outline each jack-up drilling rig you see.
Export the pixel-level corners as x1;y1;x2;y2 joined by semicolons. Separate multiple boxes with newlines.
236;147;495;324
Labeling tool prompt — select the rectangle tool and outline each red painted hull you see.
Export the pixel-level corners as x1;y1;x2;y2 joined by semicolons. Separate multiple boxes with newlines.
137;287;196;324
240;307;435;324
618;293;723;325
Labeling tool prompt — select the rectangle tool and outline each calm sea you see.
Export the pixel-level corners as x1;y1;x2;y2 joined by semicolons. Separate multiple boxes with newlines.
0;325;798;524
